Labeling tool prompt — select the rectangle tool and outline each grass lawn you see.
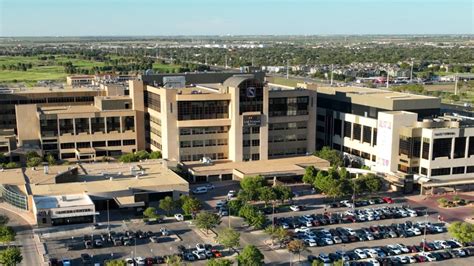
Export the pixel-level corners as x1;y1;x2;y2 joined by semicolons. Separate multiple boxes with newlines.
266;76;299;87
152;63;181;73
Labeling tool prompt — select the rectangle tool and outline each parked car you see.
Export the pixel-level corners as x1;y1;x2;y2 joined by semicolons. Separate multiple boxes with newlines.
192;187;208;194
174;214;184;221
382;197;394;204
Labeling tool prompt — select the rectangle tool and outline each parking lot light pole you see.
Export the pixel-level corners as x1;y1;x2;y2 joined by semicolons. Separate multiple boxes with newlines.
422;210;428;252
228;205;231;228
107;199;110;232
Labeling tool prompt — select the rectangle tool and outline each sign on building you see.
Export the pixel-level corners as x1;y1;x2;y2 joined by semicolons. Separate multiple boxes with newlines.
163;76;186;88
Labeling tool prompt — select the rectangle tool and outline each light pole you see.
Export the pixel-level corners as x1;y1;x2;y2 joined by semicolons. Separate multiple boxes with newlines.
422;210;428;252
228;204;231;229
107;199;110;232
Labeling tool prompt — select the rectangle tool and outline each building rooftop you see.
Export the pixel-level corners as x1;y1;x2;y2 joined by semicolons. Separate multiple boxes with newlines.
0;160;189;197
33;194;94;209
184;155;330;178
9;86;102;94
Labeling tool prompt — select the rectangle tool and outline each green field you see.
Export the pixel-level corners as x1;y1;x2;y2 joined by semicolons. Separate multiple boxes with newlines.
0;55;181;86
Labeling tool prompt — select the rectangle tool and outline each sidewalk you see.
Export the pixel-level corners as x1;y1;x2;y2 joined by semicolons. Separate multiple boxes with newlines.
0;202;36;225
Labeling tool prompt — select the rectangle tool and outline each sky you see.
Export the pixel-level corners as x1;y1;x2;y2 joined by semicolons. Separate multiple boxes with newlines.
1;0;473;36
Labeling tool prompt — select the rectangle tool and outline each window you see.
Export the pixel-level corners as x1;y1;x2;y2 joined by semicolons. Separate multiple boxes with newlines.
76;142;90;148
413;137;421;158
106;117;121;133
177;101;229;120
467;166;474;173
40;119;58;137
399;136;412;157
317;115;325;122
469;137;474;156
398;164;408;173
252;139;260;146
59;119;74;135
205;139;217;147
452;167;465;174
217;139;228;146
251;153;260;160
61;153;75;159
192;140;204;147
431;168;450;176
144;91;161;112
243;140;250;147
123;139;136;146
60;143;75;149
421;167;428;175
91;117;105;133
107;140;121;146
353;124;361;141
373;128;377;146
344;122;351;138
92;141;106;147
334;119;342;136
432;138;452;160
123;116;135;131
75;118;90;134
180;141;191;148
317;125;325;133
269;96;308;116
362;126;372;144
454;137;466;158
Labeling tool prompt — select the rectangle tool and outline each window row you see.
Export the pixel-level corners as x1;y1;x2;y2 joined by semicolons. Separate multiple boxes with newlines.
180;153;227;162
180;139;228;148
179;127;229;136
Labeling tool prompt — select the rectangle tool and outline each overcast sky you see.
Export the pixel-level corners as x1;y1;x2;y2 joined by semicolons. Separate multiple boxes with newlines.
1;0;473;36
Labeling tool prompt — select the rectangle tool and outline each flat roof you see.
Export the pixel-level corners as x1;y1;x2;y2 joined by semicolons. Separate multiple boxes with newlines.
0;160;189;197
184;156;330;178
34;194;94;209
39;105;98;114
11;86;102;94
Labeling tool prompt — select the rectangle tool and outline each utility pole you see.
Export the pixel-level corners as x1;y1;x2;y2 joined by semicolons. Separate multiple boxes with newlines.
330;64;334;86
107;199;110;232
225;55;228;69
454;73;459;96
422;210;428;252
205;54;208;65
386;71;390;89
410;59;414;83
286;59;289;79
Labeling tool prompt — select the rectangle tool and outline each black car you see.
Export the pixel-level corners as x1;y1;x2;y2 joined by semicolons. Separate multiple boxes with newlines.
177;245;187;254
307;255;318;262
48;258;60;266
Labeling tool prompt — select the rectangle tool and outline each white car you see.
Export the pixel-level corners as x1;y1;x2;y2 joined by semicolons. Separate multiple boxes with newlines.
386;245;402;255
420;252;436;262
395;244;409;253
174;213;184;221
345;228;356;236
196;243;206;252
134;257;145;265
408;228;422;235
365;248;378;258
323;238;334;245
295;226;311;233
366;234;375;241
192;250;206;260
407;209;418;217
432;225;444;233
340;200;353;208
160;227;170;236
149;236;159;243
290;205;301;212
281;222;290;229
192;187;208;194
333;236;342;244
434;240;451;249
204;183;215;190
304;238;317;247
227;190;236;198
125;258;134;266
216;200;227;209
354;249;367;259
396;256;409;264
407;256;417;263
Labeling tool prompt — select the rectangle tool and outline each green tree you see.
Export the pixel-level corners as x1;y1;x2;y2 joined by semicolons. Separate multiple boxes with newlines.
0;215;9;225
273;185;293;204
207;258;233;266
134;150;150;160
159;196;175;216
302;166;317;184
164;254;182;266
105;259;126;266
265;226;289;246
143;207;160;219
287;239;308;262
237;245;264;266
250;212;267;229
149;151;162;159
27;157;42;167
118;153;136;163
228;199;244;215
448;222;474;244
195;211;220;234
26;151;40;160
240;175;266;201
438;197;448;207
314;146;343;167
216;228;240;253
0;226;15;243
45;153;56;166
181;196;202;215
3;162;19;169
258;186;276;207
363;174;382;193
0;247;22;266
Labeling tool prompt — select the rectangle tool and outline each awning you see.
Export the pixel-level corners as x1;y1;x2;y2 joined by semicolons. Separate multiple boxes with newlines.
114;196;145;208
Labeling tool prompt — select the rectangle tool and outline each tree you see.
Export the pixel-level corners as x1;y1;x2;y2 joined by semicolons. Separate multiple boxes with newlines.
45;153;56;166
240;175;266;201
3;162;19;169
207;258;233;266
159;196;175;216
135;150;150;160
0;247;22;266
217;228;240;253
0;226;15;243
105;259;126;266
273;185;293;204
438;197;448;207
195;211;220;234
238;204;267;229
26;157;42;167
265;226;289;246
149;151;162;159
118;153;136;163
363;174;382;193
0;215;9;225
237;245;264;266
181;196;202;215
228;199;244;215
143;207;160;219
303;166;318;184
250;212;267;229
287;239;308;262
26;151;40;160
448;222;474;244
258;186;276;207
314;146;343;167
165;254;182;266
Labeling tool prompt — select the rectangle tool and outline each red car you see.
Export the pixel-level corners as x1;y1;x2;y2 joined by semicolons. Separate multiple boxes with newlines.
211;249;222;258
420;242;434;251
414;254;427;262
145;257;154;266
382;197;394;204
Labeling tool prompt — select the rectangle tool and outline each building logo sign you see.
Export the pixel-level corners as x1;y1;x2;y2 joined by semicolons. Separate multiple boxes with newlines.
246;87;256;98
243;115;261;127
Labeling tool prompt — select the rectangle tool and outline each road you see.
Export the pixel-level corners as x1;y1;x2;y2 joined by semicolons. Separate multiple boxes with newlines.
1;207;42;266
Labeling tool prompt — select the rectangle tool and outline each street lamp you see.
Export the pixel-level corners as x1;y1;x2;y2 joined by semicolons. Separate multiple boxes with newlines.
422;210;429;252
